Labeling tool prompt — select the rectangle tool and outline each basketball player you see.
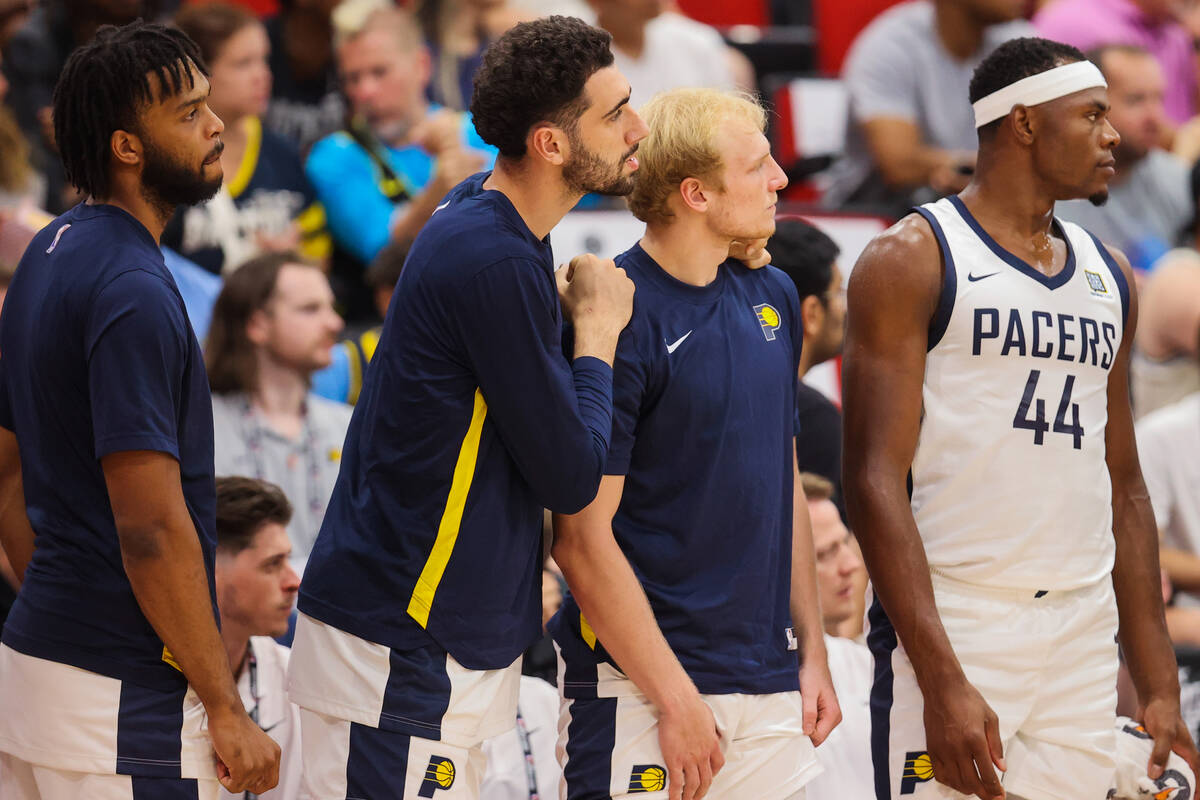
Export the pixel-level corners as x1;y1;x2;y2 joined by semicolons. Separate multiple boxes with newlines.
550;88;838;800
0;21;279;800
287;17;643;799
843;36;1199;800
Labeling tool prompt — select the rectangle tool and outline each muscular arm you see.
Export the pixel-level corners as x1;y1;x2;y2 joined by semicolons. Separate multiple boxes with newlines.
0;427;34;585
860;118;973;193
553;476;722;800
1103;246;1200;776
842;216;1004;799
789;457;841;745
103;450;280;793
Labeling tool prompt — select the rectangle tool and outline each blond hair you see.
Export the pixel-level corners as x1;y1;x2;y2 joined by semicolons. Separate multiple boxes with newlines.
332;1;422;52
627;88;767;226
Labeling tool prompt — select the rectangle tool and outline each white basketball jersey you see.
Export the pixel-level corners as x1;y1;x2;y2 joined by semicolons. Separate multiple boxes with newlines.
910;196;1129;590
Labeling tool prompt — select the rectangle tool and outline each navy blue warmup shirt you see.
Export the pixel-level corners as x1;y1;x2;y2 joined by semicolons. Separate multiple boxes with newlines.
0;203;218;691
550;244;804;696
299;172;614;670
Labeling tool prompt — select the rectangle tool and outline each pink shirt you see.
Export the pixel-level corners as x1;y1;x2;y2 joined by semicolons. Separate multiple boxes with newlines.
1034;0;1197;123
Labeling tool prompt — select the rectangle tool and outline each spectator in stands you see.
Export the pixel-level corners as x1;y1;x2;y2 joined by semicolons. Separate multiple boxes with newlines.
1034;0;1197;125
263;0;346;154
825;0;1030;214
414;0;531;112
307;2;495;295
798;473;873;799
214;476;305;800
479;675;561;800
3;0;146;212
0;0;33;46
1055;45;1191;271
768;217;847;514
1131;248;1200;417
588;0;743;108
205;252;352;575
310;236;409;405
168;3;332;276
0;52;45;211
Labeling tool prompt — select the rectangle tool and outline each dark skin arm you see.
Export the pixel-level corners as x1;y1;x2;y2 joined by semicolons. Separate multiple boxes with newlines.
102;450;280;795
1103;247;1200;779
842;215;1006;800
0;427;35;586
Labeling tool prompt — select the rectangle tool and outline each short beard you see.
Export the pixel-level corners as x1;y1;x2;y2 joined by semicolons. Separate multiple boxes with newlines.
1088;190;1109;207
140;135;223;221
562;129;637;197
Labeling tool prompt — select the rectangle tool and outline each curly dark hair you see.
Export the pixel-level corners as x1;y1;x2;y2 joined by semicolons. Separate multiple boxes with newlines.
470;16;614;158
53;20;207;200
969;37;1086;136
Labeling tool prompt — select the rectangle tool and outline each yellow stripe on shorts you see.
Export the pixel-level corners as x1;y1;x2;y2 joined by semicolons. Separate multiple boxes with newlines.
407;389;488;628
580;612;597;649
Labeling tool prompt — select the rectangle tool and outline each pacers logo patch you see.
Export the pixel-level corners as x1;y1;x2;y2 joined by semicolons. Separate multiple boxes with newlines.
1085;270;1110;296
754;303;781;341
900;751;934;795
418;756;455;797
1152;771;1192;800
628;764;666;793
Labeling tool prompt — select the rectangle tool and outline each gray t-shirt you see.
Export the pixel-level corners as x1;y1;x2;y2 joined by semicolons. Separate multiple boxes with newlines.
1055;149;1192;271
211;391;352;574
825;0;1031;212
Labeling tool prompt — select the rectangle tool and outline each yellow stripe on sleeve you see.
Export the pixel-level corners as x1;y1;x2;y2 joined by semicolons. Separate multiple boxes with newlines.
407;389;488;628
580;612;597;650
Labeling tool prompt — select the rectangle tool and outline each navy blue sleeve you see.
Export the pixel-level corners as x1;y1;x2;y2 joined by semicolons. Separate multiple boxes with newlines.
86;269;189;460
0;355;11;432
456;257;614;514
604;320;650;475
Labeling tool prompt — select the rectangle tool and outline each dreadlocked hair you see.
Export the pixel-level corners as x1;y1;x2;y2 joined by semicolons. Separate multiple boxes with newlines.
53;20;207;200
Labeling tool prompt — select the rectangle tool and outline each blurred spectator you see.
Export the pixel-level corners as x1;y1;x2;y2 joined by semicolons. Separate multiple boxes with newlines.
263;0;347;154
311;236;408;405
1137;368;1200;605
479;675;561;800
0;52;45;211
1034;0;1197;125
799;473;873;800
1131;248;1200;417
3;0;146;212
589;0;741;109
205;252;352;574
768;218;847;516
308;2;494;318
0;0;34;45
1056;45;1190;271
163;247;224;341
824;0;1030;214
414;0;531;112
214;476;306;800
167;2;332;275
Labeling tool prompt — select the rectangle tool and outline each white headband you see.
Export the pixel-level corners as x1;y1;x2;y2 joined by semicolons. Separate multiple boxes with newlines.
972;60;1107;128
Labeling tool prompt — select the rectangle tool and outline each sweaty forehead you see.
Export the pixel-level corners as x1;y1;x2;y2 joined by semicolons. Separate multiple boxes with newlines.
580;66;629;114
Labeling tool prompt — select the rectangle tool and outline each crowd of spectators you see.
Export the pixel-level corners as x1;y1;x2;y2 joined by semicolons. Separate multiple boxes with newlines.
6;0;1200;795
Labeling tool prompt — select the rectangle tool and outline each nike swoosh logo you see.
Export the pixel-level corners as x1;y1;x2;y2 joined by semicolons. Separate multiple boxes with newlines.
433;201;450;213
666;331;692;354
967;271;1000;282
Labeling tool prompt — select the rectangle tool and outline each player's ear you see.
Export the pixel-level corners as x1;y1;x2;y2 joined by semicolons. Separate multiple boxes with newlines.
1010;105;1036;145
678;177;708;213
110;129;142;168
529;123;566;167
801;294;824;337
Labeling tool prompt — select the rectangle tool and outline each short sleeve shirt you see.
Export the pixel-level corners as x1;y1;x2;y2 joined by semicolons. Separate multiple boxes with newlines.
0;203;217;691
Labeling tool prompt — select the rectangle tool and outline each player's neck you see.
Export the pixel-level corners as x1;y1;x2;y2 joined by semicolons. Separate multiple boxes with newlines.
484;160;581;241
933;0;987;61
639;223;727;287
251;357;309;438
959;172;1057;240
91;178;174;243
